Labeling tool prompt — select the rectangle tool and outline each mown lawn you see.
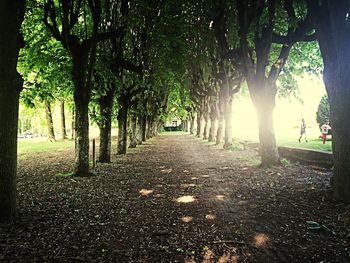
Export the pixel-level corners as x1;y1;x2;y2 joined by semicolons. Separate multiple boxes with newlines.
18;139;74;157
17;132;332;160
277;137;332;152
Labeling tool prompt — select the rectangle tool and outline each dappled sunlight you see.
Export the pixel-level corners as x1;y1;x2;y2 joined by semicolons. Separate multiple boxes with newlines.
201;175;210;178
203;249;215;262
191;177;199;180
215;195;226;201
176;195;196;203
218;253;239;263
232;74;326;142
254;233;269;247
205;213;216;220
181;216;193;223
186;250;239;263
139;189;154;196
160;168;173;174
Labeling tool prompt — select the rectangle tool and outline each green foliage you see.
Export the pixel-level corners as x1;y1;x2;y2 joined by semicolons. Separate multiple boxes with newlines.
18;3;72;108
316;94;330;130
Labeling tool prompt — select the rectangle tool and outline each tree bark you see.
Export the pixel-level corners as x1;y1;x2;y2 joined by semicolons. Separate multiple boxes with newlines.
74;98;90;176
307;0;350;203
128;114;137;148
0;0;25;223
208;100;218;142
44;98;56;142
190;114;195;135
196;111;203;138
249;82;280;166
203;108;210;140
223;97;233;149
71;106;75;139
72;52;93;177
98;87;114;163
142;115;147;141
117;94;129;154
60;99;67;139
136;116;143;145
146;117;152;139
216;89;226;145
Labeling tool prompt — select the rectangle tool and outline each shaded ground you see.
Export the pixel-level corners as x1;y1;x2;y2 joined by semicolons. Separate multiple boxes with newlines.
1;134;350;262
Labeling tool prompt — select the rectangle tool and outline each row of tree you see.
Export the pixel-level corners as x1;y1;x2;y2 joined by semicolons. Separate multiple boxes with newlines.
181;0;350;204
1;0;350;224
0;0;191;223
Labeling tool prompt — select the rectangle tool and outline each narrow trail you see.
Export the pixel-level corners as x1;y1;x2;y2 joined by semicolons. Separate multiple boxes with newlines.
1;134;349;262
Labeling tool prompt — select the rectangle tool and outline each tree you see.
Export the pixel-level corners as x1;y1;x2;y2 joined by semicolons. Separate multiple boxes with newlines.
213;0;315;166
316;94;330;131
60;99;68;139
43;0;120;176
0;0;26;223
307;0;350;202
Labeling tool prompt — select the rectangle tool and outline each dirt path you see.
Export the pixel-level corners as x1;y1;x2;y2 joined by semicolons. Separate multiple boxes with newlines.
1;134;349;262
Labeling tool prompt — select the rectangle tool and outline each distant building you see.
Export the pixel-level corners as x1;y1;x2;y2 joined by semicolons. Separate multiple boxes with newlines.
164;118;182;131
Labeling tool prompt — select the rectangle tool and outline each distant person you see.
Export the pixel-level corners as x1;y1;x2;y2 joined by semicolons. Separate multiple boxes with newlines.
321;121;331;144
298;118;308;143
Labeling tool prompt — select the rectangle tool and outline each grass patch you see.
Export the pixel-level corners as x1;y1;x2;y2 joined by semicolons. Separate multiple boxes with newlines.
160;131;188;135
18;139;74;156
277;138;332;152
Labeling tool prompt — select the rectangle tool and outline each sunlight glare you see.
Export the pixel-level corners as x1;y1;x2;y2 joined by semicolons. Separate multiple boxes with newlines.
203;249;215;262
181;216;193;223
254;233;269;247
139;189;154;196
205;214;216;220
161;168;172;174
176;195;196;203
215;195;226;201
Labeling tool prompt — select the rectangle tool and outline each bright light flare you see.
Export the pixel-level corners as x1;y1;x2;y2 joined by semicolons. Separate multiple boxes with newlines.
215;195;226;201
205;214;217;220
176;195;196;203
181;216;193;223
139;189;154;196
254;233;269;247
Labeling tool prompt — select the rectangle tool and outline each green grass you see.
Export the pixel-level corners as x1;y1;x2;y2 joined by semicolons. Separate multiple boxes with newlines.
277;138;332;152
160;131;188;135
18;139;74;156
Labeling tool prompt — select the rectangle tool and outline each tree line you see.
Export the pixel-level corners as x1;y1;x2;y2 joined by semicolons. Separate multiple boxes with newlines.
1;0;350;223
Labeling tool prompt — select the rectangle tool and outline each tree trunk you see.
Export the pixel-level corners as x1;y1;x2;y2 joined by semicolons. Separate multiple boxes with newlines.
223;97;233;149
60;99;67;139
190;114;195;135
128;114;137;148
146;117;152;139
203;110;210;140
208;100;218;142
330;100;350;202
308;0;350;202
249;83;279;166
136;116;143;145
141;115;147;141
196;111;202;138
71;106;75;139
74;98;90;176
44;98;56;142
72;53;93;177
117;95;129;154
216;113;224;145
0;0;24;222
98;87;114;163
